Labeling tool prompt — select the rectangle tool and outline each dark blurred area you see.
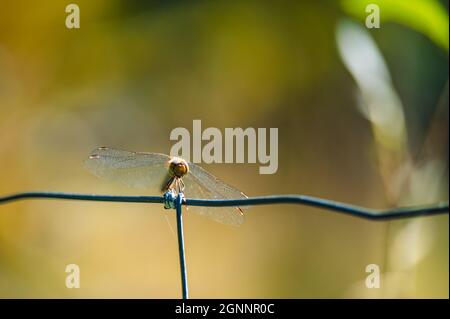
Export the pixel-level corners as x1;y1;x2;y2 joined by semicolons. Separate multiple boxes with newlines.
0;0;448;297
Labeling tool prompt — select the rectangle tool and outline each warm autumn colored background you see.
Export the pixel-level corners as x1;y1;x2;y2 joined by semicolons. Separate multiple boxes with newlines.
0;0;448;298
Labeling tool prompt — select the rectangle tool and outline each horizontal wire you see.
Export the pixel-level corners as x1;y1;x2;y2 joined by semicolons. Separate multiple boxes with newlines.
0;191;448;221
0;192;163;204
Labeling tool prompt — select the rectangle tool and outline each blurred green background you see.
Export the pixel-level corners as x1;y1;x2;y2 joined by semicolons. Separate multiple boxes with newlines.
0;0;448;298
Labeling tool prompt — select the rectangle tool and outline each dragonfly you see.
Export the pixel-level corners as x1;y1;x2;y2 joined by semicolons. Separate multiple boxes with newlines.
84;147;247;226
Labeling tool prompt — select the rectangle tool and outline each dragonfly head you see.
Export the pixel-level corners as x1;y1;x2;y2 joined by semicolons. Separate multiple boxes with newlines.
168;157;189;178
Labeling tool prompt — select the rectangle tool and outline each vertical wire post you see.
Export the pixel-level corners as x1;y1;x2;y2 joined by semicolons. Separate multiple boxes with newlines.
175;193;188;299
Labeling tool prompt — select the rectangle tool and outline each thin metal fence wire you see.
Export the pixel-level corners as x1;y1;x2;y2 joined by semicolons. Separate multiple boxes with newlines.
0;192;448;219
0;191;448;299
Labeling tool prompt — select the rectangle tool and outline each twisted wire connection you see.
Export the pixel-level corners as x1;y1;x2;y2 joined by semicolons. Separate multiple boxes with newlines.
0;192;448;220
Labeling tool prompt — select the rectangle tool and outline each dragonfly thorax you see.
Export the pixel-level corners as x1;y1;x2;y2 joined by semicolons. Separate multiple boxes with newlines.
168;157;189;178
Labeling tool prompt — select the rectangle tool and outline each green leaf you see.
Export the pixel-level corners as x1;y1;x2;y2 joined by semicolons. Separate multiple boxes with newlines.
341;0;449;51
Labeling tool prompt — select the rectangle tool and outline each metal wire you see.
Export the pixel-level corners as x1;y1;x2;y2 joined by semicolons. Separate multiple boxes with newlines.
0;192;448;220
175;193;188;299
1;191;448;299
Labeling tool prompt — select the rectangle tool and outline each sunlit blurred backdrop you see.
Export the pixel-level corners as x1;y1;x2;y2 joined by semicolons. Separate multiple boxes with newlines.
0;0;448;298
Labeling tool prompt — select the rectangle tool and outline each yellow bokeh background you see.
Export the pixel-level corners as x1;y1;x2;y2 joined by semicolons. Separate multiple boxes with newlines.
0;0;448;298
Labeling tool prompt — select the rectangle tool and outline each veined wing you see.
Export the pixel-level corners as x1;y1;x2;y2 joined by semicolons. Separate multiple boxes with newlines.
183;162;247;226
84;147;171;190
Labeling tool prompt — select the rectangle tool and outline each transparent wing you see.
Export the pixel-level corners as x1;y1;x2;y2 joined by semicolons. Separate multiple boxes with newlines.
84;147;171;191
183;163;247;226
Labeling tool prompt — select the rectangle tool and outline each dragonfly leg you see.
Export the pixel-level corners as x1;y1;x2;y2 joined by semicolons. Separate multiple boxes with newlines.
175;178;187;208
179;178;186;193
162;176;176;192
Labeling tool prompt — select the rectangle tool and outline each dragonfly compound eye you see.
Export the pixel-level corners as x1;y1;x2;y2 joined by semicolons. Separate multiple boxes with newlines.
169;157;189;178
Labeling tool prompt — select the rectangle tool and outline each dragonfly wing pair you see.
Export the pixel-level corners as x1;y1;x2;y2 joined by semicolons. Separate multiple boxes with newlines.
84;147;246;226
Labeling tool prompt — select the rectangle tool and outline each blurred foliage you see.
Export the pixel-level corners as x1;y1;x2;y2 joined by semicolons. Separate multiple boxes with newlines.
341;0;449;51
